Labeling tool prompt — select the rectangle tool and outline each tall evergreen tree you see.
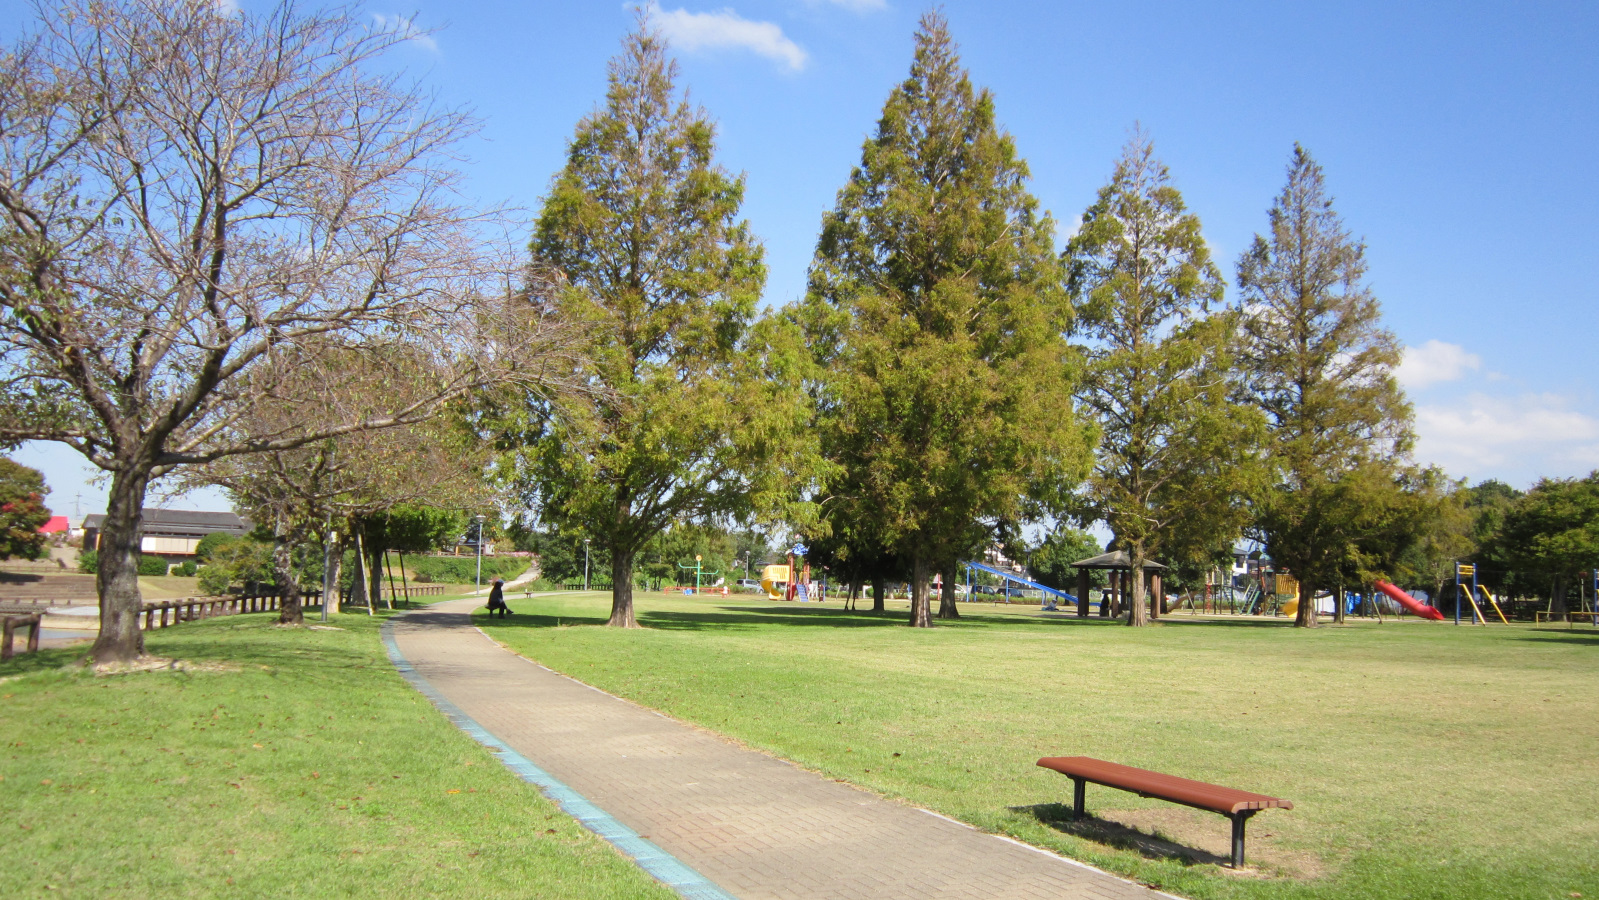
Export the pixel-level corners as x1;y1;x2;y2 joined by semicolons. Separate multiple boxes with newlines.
1066;133;1262;626
514;21;815;628
801;12;1093;627
1237;144;1412;627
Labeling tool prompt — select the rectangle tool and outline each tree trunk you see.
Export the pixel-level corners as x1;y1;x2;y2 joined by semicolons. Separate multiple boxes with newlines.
322;532;343;615
1332;583;1345;625
1295;575;1319;627
908;553;933;627
607;547;640;628
274;518;304;625
937;560;960;619
90;468;151;663
872;574;886;612
366;544;385;610
1551;575;1568;616
1126;543;1149;626
352;531;373;617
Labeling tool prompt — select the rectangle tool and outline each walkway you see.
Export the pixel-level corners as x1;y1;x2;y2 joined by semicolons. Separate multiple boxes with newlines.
387;599;1171;900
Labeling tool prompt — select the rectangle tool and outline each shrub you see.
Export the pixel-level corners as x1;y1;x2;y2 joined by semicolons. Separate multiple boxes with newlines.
137;555;170;576
197;565;232;596
406;555;529;584
194;531;240;562
176;560;198;577
77;549;97;574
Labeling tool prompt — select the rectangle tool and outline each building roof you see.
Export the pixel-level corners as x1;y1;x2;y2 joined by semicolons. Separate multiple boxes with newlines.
82;508;250;536
38;515;70;534
1070;550;1168;571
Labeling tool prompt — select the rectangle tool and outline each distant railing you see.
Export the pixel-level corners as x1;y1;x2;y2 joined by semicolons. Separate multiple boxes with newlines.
338;584;445;608
140;593;290;631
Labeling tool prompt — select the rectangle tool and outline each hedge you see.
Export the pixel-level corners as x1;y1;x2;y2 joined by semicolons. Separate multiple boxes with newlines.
407;555;529;584
137;555;171;576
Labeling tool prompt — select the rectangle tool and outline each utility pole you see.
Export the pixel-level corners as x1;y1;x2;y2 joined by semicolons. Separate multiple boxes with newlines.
583;538;591;591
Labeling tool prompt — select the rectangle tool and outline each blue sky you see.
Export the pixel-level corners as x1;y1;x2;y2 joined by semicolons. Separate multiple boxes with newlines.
10;0;1599;518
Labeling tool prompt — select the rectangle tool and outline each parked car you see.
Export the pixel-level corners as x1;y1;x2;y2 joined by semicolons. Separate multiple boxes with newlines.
735;578;763;590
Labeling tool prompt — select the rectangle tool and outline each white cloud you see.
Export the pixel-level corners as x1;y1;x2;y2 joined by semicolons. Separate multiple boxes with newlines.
649;5;808;71
1396;339;1481;390
372;13;439;53
1413;393;1599;484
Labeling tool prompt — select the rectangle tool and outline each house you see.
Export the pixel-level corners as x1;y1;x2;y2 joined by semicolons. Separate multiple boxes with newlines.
38;515;69;535
81;509;252;558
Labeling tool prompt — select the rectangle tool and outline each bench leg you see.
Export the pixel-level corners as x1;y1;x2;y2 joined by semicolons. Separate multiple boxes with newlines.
1072;777;1086;819
1230;810;1257;868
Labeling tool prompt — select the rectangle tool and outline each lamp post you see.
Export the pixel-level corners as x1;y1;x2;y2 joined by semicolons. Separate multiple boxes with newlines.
583;538;591;591
474;515;486;593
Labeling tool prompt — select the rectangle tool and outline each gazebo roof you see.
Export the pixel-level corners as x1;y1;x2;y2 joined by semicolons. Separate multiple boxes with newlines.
1070;550;1168;571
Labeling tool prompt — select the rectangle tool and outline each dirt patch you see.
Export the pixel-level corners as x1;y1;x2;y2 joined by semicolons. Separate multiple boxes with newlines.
90;657;242;676
1017;802;1324;879
306;625;345;631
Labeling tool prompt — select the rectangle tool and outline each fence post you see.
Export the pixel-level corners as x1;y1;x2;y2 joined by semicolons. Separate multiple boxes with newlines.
1;617;14;661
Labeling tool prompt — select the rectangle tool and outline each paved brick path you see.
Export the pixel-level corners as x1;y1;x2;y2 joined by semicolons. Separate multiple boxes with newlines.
388;599;1172;900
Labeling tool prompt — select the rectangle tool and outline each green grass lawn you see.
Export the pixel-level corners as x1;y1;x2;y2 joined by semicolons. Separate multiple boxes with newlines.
478;592;1599;900
0;611;676;899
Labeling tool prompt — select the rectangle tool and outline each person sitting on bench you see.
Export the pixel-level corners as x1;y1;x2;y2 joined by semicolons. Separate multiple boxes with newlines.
486;577;510;618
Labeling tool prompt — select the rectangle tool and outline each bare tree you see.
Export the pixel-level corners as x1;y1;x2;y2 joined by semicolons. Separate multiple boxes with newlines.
198;343;499;625
0;0;584;662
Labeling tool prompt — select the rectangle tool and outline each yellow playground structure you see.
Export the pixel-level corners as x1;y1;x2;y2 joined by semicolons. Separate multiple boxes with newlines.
760;564;789;601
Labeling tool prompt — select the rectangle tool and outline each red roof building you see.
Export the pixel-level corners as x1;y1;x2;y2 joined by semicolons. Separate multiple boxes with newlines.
39;515;69;534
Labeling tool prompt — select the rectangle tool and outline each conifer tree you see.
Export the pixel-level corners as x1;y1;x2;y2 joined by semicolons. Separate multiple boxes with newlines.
517;21;815;628
1237;145;1412;627
801;12;1093;627
1067;134;1262;626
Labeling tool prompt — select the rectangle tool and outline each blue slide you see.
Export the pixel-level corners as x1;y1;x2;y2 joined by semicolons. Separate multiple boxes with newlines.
961;560;1077;605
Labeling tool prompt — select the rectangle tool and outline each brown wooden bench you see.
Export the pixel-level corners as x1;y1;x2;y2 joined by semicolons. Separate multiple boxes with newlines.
1037;756;1292;868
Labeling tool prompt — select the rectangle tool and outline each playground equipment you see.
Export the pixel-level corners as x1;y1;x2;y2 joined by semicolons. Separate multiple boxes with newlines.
677;555;719;595
759;564;788;601
1475;584;1510;625
962;559;1075;608
1373;579;1445;620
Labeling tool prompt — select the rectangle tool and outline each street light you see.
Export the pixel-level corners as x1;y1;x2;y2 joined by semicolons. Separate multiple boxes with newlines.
583;538;591;591
474;515;487;593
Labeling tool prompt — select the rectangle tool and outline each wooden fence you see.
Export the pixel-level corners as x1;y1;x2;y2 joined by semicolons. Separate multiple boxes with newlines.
140;592;292;631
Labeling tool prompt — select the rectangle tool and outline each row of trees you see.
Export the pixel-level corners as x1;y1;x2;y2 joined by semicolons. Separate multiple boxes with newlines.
0;3;1580;662
500;11;1428;630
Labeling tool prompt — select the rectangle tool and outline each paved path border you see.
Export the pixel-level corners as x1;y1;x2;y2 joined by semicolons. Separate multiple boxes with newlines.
386;599;1173;900
381;618;735;900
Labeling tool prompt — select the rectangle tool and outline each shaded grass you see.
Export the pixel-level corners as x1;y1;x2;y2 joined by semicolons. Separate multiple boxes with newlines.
478;593;1599;900
0;612;677;899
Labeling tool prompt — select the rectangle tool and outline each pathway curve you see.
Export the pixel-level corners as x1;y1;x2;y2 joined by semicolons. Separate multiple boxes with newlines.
386;598;1173;900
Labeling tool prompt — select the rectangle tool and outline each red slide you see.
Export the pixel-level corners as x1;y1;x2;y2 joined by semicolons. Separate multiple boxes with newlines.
1374;579;1445;620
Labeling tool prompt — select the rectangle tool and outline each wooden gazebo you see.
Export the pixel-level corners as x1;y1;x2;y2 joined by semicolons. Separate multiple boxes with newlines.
1070;551;1168;619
